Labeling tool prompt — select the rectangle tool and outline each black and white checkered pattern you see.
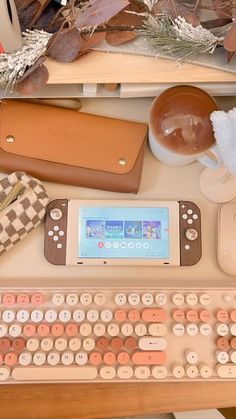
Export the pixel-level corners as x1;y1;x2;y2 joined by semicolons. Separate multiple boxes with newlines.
0;172;48;256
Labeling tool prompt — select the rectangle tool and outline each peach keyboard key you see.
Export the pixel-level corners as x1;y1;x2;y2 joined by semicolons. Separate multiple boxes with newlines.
148;323;167;337
99;366;116;380
37;324;50;337
216;310;229;323
103;352;116;365
89;352;102;365
3;294;15;306
114;309;126;322
12;366;98;381
117;366;133;379
0;338;11;353
132;351;166;365
216;337;230;350
117;351;130;365
142;309;167;323
128;309;140;322
17;294;30;306
23;324;36;337
230;337;236;350
51;324;64;337
186;310;198;323
199;309;211;323
31;293;44;306
230;310;236;322
65;324;78;337
4;352;18;366
172;309;185;323
12;338;25;353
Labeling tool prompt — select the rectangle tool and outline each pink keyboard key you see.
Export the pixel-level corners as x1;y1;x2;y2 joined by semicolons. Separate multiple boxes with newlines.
4;352;18;366
89;352;102;365
3;294;16;306
142;309;167;323
199;309;211;323
65;324;78;337
37;324;50;337
17;294;30;306
128;309;140;322
117;352;130;365
103;352;116;365
216;337;230;351
51;324;64;337
230;310;236;322
132;351;166;365
216;310;229;323
23;324;36;337
231;337;236;350
31;293;44;306
114;309;127;322
172;309;185;322
186;310;198;323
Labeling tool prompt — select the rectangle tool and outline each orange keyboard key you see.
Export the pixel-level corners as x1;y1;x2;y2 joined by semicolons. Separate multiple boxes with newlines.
230;337;236;350
3;293;15;306
117;352;130;365
172;309;185;323
111;337;123;351
199;309;211;323
17;294;30;306
186;310;198;323
128;309;140;322
142;309;167;323
125;337;137;350
51;324;64;337
230;310;236;322
4;352;18;366
12;338;25;353
23;324;36;337
216;337;230;351
37;324;50;337
96;337;109;350
114;310;127;322
216;310;229;323
65;324;78;337
0;338;11;353
89;352;102;365
132;351;166;365
31;293;44;306
103;352;116;365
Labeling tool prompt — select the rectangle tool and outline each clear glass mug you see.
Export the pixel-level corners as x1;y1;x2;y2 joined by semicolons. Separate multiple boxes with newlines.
148;85;221;168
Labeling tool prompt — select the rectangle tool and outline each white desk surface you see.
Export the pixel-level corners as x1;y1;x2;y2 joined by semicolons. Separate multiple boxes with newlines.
1;97;236;286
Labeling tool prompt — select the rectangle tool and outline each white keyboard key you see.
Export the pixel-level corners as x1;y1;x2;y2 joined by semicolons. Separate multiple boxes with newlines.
93;323;106;337
141;293;154;306
100;310;113;323
100;366;116;380
107;323;119;337
33;351;46;366
86;309;99;323
155;293;167;306
186;364;198;378
44;309;57;323
148;323;167;337
229;350;236;364
80;323;92;337
216;323;229;336
9;324;22;337
117;366;134;379
152;366;168;379
94;293;106;306
199;323;212;336
73;310;85;323
216;364;236;378
199;293;211;306
16;310;30;323
172;323;185;336
12;366;97;381
134;323;147;337
52;293;65;306
216;350;229;364
186;323;198;336
69;338;81;351
47;351;60;366
40;338;54;352
66;293;79;306
75;352;88;365
114;293;127;306
185;351;199;364
172;293;184;306
18;352;32;366
55;338;67;351
61;352;74;366
59;310;71;323
0;324;7;337
83;338;95;351
80;293;92;306
26;338;39;352
2;310;15;323
172;364;185;379
230;323;236;336
0;367;10;381
186;293;198;306
134;366;150;379
138;337;167;351
199;364;212;378
121;323;133;337
128;293;140;306
31;310;44;323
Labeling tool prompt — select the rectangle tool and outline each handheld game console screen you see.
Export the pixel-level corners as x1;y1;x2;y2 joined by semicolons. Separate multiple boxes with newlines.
78;207;169;259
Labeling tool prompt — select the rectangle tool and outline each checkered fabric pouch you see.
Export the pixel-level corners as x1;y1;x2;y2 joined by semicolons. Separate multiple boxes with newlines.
0;172;48;256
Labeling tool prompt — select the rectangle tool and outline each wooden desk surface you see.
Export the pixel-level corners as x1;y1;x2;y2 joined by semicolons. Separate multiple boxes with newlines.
0;381;236;419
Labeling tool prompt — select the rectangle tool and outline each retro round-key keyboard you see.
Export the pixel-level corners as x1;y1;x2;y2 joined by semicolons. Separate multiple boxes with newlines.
0;287;236;383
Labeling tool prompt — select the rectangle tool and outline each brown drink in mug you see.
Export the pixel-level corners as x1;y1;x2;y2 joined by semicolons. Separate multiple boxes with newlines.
149;85;220;168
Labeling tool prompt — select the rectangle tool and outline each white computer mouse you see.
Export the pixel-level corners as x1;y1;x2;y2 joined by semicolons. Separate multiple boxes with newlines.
218;204;236;276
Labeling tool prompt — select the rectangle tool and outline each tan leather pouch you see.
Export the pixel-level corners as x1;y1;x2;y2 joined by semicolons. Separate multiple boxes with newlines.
0;100;148;193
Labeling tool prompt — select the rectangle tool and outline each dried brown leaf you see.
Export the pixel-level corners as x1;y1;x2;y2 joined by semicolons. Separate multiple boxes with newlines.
75;0;129;29
80;32;105;50
224;19;236;52
16;64;49;94
152;0;200;27
47;28;81;62
105;2;146;46
226;50;235;63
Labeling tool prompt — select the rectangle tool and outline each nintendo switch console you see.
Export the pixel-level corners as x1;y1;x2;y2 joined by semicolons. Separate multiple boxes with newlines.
44;199;202;266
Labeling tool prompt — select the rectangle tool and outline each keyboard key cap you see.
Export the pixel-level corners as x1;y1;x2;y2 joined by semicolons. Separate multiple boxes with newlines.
121;323;133;337
111;337;123;351
100;310;113;323
138;337;167;351
12;338;26;353
107;324;119;337
26;338;39;352
47;351;60;366
65;324;78;337
33;351;46;366
9;324;22;338
83;338;95;351
2;310;15;323
17;294;30;306
186;364;198;378
23;324;36;337
4;352;18;366
44;310;57;323
134;366;150;379
75;352;88;366
148;323;167;337
132;351;166;365
12;366;97;381
118;366;134;379
125;337;137;350
55;338;67;351
31;294;44;306
80;293;92;306
89;351;102;365
155;293;167;306
96;337;109;350
40;338;54;352
31;310;44;323
128;309;140;322
186;293;198;306
114;293;127;306
3;293;15;306
61;352;74;366
216;364;236;378
52;294;65;306
68;338;81;351
142;309;167;323
93;323;106;337
66;293;79;306
141;293;154;306
37;324;50;337
152;366;168;379
199;364;212;378
94;293;106;306
59;310;71;323
134;323;147;337
128;293;140;306
51;324;64;337
114;309;126;322
18;352;32;366
172;364;185;378
117;351;130;365
80;323;92;337
0;367;10;381
103;352;116;365
100;366;116;380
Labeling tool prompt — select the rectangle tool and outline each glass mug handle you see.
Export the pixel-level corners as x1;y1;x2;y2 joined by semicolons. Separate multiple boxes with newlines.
198;145;221;169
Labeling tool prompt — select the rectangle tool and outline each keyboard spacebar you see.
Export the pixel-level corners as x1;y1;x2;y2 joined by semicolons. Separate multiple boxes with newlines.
12;366;97;381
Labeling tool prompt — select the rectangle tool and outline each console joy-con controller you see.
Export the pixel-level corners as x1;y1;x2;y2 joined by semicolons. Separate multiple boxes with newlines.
44;199;68;265
179;201;202;266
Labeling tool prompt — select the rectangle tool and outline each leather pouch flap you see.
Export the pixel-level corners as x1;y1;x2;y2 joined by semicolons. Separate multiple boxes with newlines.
0;101;148;175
